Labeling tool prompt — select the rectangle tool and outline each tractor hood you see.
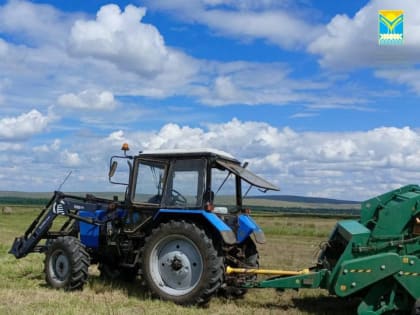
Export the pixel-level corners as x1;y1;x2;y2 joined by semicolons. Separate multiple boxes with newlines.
216;160;280;191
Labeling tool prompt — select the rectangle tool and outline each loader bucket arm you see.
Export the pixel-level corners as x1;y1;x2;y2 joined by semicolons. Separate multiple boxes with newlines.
9;191;62;258
9;191;124;259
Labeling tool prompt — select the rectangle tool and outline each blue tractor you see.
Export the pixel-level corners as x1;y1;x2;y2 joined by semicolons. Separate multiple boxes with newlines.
10;144;279;305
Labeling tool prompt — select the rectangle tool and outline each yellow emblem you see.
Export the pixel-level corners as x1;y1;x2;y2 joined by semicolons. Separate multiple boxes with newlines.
379;10;404;45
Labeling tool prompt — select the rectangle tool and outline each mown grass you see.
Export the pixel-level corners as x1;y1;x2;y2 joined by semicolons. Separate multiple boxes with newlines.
0;208;359;314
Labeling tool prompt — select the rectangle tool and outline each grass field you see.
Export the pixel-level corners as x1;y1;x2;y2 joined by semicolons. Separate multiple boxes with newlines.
0;207;360;315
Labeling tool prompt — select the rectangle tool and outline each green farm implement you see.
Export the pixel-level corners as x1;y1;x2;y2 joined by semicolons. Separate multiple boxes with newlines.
228;184;420;315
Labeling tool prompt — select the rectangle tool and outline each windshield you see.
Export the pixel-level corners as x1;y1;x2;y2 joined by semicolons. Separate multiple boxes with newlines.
133;160;166;204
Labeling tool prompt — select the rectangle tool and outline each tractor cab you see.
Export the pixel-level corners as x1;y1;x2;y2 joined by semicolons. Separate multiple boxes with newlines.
109;145;279;215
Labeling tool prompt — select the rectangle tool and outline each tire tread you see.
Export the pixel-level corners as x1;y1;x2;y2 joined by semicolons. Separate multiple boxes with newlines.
44;236;90;291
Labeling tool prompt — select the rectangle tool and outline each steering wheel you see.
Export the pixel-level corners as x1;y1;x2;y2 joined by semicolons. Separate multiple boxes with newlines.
171;189;187;206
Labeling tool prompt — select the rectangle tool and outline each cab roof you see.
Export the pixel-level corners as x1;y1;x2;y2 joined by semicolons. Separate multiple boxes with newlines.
138;148;280;191
138;148;239;163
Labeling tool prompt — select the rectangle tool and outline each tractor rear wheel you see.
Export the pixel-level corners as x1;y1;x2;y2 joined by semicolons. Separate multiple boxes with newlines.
142;220;223;305
44;236;89;290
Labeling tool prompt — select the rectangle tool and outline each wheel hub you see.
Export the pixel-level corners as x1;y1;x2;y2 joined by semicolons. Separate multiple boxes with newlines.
159;250;194;289
151;236;204;295
171;255;183;271
50;250;69;281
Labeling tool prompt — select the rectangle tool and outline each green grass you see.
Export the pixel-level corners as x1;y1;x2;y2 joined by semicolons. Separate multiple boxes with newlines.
257;216;337;238
0;208;359;314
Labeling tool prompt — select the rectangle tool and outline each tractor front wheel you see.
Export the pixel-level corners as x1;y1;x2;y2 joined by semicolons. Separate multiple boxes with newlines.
44;236;90;290
142;221;223;305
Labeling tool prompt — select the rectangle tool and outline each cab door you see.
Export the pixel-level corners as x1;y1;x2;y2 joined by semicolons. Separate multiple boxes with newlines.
128;158;168;225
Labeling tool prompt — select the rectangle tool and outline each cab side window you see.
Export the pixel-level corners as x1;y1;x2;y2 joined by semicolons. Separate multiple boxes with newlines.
211;166;237;211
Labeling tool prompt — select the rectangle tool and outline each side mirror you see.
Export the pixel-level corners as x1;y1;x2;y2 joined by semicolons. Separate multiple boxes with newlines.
108;155;131;186
109;161;118;178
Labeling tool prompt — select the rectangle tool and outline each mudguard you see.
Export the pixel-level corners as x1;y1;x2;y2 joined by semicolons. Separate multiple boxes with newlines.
237;214;266;244
154;209;237;244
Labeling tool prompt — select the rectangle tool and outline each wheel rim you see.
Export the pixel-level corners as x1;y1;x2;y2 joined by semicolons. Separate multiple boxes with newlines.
150;235;203;296
49;249;70;283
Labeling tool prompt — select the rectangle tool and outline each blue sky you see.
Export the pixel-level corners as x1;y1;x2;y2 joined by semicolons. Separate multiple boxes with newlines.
0;0;418;200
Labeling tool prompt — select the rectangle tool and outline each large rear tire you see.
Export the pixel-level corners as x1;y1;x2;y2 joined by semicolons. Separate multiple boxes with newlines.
44;236;90;290
142;221;223;305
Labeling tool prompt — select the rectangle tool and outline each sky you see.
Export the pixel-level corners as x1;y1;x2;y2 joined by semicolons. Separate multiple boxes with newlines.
0;0;418;200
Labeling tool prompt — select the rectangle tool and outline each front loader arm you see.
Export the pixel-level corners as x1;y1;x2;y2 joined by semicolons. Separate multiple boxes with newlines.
9;191;62;258
9;191;119;259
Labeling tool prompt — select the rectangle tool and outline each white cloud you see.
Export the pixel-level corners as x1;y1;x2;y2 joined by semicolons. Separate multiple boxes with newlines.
0;118;419;199
0;0;80;47
60;149;81;167
105;130;128;147
104;119;419;200
0;142;22;151
0;109;50;141
58;90;116;110
308;0;420;69
195;61;328;106
0;38;8;55
145;0;322;49
0;4;192;110
291;112;319;119
33;139;60;154
32;139;61;165
375;68;420;95
200;10;320;49
201;0;303;11
0;2;366;110
0;1;416;199
68;4;197;79
140;123;206;150
212;76;241;102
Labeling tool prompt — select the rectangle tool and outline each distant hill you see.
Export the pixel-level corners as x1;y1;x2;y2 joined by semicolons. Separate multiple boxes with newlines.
0;191;359;205
0;191;360;217
250;195;360;205
0;191;54;198
0;191;125;199
0;191;125;206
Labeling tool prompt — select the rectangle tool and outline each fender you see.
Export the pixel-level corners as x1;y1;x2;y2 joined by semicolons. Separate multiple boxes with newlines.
154;209;237;245
237;214;266;244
